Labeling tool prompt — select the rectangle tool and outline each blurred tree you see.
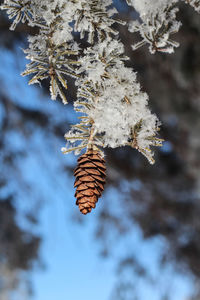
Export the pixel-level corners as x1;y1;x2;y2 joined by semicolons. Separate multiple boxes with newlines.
0;197;40;299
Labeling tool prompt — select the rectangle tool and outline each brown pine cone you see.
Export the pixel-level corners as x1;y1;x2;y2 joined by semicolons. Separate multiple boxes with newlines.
74;150;106;215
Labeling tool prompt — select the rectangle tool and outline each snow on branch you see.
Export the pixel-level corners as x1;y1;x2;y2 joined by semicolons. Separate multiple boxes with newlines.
127;0;181;53
126;0;200;54
62;39;163;163
2;0;199;164
1;0;34;30
72;0;124;43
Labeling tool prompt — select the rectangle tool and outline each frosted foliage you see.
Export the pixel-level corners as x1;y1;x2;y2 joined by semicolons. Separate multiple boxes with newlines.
3;0;200;163
1;0;33;30
65;38;162;163
72;0;119;43
84;67;158;150
64;40;152;157
77;39;127;84
26;35;47;55
126;0;200;53
31;0;69;25
32;0;74;44
127;0;177;15
63;129;90;156
128;1;181;53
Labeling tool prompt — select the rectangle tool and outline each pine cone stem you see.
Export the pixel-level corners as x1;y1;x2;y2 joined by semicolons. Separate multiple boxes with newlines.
74;150;106;215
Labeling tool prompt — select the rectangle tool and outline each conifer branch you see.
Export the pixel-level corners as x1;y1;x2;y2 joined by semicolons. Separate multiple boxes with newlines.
2;0;199;166
128;2;181;54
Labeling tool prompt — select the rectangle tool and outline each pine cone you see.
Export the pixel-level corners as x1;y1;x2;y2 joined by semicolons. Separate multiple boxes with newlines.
74;150;106;215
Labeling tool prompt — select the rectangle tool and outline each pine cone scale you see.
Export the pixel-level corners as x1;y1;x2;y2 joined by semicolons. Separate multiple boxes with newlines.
74;180;82;187
80;189;95;196
75;170;89;177
77;157;90;164
79;175;95;182
84;168;102;176
92;175;106;182
74;150;106;215
85;182;96;188
76;184;89;191
93;189;101;196
78;162;97;168
92;161;106;170
95;182;104;191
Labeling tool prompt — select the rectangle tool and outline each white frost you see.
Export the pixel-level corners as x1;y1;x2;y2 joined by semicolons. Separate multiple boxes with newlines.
5;0;200;162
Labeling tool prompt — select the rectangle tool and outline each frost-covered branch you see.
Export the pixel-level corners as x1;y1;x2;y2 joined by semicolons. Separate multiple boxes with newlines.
2;0;80;103
21;35;80;104
126;0;200;53
129;2;180;53
1;0;33;30
72;0;124;43
62;39;163;163
2;0;200;165
127;0;181;53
